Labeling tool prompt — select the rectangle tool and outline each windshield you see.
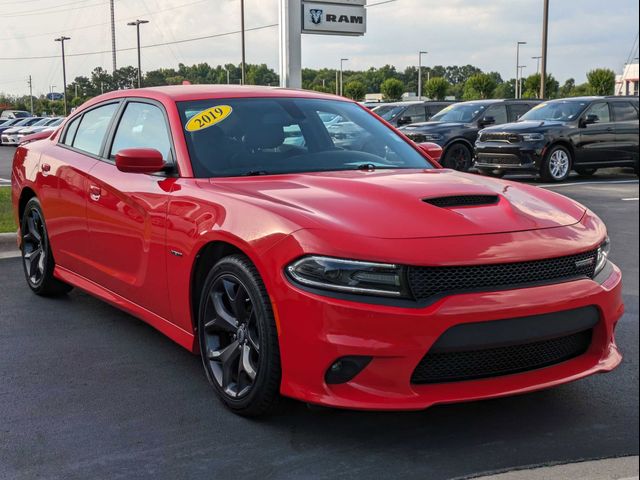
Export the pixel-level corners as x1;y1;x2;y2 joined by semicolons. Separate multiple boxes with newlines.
178;98;433;177
519;101;588;122
372;104;406;121
430;103;488;123
31;118;53;127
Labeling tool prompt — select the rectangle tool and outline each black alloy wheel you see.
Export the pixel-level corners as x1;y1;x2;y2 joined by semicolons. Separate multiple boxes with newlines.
198;255;280;416
442;143;473;172
20;197;72;296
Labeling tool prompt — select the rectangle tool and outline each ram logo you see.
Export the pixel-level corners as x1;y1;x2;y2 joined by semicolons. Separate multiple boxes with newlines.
309;9;323;25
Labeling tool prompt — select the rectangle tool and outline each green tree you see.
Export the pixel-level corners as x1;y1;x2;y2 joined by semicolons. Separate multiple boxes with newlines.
344;80;367;100
423;77;450;100
464;73;497;99
522;73;559;98
587;68;616;95
494;79;516;99
559;78;576;97
380;78;405;101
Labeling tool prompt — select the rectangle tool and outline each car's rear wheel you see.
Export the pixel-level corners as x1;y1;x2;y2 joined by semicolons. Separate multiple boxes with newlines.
442;143;473;172
198;255;281;416
541;145;572;182
575;167;598;177
20;197;72;296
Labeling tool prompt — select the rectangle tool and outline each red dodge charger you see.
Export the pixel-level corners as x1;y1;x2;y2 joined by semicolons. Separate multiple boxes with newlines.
11;86;623;416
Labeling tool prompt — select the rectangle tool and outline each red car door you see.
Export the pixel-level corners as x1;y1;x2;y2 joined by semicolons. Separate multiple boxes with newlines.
83;100;174;320
43;102;120;277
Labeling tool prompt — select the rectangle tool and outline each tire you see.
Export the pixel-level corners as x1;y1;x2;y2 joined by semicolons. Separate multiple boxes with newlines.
442;143;473;172
575;167;598;177
197;254;281;416
541;145;572;182
477;168;506;178
20;197;72;296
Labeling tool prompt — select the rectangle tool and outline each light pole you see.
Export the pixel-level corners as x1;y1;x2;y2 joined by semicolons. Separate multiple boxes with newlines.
54;36;70;115
417;51;428;100
515;41;526;99
540;0;549;98
127;19;149;88
532;56;542;74
240;0;246;84
223;67;230;84
518;65;526;98
339;58;348;97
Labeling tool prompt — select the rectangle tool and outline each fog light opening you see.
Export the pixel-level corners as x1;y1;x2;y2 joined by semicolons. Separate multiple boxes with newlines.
325;356;372;384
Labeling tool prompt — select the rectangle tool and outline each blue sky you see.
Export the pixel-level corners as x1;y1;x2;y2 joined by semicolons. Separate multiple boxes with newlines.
1;0;638;96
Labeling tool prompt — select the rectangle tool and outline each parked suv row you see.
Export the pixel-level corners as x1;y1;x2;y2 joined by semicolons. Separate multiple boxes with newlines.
475;96;640;181
373;100;455;127
399;99;541;171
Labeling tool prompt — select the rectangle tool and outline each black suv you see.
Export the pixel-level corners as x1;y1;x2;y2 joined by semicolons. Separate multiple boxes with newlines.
373;100;454;128
399;99;539;171
475;96;640;182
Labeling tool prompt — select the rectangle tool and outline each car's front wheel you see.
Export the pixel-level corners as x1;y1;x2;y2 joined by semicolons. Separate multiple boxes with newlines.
541;145;572;182
20;197;72;296
442;143;473;172
198;254;281;416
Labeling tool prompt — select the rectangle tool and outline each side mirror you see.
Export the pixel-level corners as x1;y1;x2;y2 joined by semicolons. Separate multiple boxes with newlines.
479;116;496;127
396;116;413;126
580;114;599;127
417;142;443;164
115;148;165;174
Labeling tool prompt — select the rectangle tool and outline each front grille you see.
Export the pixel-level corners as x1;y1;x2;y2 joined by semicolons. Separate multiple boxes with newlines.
411;329;592;384
423;195;499;208
476;153;523;165
479;132;522;143
407;249;598;301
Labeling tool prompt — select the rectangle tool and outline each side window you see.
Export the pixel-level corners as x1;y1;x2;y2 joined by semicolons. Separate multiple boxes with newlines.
509;104;531;122
484;105;508;124
611;102;639;122
584;102;610;123
110;102;172;160
61;115;81;146
404;105;426;123
72;103;119;156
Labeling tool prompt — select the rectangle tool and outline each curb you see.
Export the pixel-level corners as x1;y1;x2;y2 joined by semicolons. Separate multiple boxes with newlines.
0;231;19;258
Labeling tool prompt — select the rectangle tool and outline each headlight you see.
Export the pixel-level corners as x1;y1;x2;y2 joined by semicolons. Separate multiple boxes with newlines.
595;236;610;276
521;133;545;142
421;133;442;141
286;256;409;297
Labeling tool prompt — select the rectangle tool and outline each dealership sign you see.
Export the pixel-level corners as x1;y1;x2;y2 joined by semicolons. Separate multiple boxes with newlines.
302;1;367;36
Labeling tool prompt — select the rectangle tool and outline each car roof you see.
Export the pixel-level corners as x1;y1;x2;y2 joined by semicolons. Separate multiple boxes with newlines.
86;85;350;105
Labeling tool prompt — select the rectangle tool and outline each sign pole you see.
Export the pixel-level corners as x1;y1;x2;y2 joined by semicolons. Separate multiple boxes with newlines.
279;0;302;88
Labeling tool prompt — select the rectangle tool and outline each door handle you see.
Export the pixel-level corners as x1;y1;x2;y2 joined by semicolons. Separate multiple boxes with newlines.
89;185;101;201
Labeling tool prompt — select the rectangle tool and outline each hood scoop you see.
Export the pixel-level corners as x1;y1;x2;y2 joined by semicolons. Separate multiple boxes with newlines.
423;194;500;208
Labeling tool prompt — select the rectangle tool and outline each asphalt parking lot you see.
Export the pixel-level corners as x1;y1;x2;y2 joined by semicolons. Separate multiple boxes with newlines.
0;146;638;479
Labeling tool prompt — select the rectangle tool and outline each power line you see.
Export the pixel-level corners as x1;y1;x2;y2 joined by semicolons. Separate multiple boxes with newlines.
4;0;109;18
0;24;278;61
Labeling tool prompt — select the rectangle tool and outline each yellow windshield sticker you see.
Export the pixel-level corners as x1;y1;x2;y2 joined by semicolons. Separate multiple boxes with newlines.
440;105;454;113
185;106;233;132
531;103;547;110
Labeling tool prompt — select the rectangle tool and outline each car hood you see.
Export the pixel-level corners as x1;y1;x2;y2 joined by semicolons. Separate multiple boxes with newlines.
483;120;566;132
401;121;466;132
211;169;585;239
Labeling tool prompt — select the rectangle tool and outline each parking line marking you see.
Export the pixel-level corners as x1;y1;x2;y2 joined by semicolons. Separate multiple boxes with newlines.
622;197;639;201
0;178;11;183
538;180;639;188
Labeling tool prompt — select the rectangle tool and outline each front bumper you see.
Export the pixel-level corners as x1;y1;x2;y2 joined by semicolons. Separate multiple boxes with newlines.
265;231;623;411
1;134;19;145
475;141;547;171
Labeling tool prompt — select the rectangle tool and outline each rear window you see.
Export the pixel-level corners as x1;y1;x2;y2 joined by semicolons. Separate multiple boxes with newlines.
178;97;433;178
612;102;639;122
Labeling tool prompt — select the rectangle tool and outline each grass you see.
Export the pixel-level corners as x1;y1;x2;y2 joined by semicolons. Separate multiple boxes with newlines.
0;187;17;233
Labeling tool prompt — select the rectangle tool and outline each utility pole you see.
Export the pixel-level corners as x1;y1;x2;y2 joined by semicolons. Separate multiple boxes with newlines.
54;36;70;115
27;76;34;115
516;41;526;99
540;0;550;99
128;19;149;88
418;51;428;100
240;0;246;85
340;58;348;96
110;0;117;72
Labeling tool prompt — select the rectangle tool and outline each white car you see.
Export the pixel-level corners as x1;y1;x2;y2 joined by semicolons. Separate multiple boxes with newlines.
16;117;64;142
1;117;44;145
